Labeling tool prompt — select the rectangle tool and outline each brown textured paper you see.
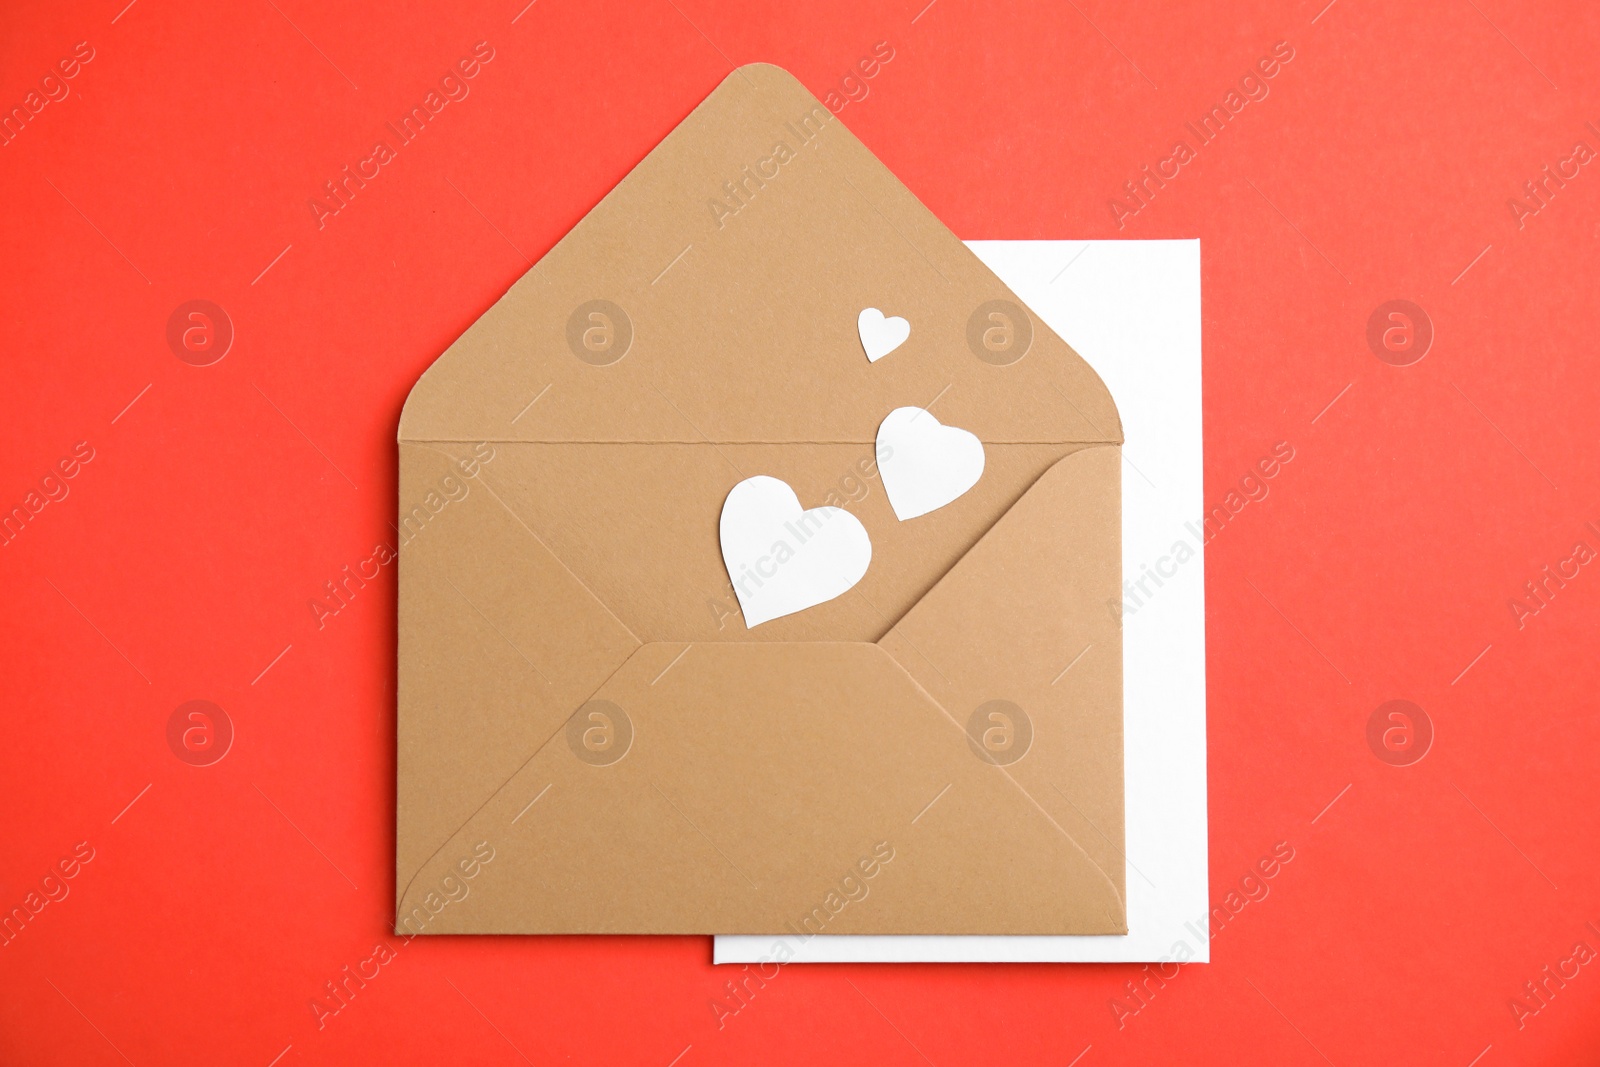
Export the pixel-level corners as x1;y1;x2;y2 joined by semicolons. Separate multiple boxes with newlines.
395;63;1126;935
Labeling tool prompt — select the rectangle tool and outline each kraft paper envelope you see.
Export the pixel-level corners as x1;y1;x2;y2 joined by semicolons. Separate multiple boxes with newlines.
396;63;1126;935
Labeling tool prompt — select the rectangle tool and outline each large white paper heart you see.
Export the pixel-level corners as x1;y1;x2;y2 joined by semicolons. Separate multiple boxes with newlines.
720;476;872;627
858;307;910;363
876;407;986;520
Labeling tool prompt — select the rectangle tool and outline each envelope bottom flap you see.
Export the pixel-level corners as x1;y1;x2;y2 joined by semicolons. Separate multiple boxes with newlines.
396;641;1126;934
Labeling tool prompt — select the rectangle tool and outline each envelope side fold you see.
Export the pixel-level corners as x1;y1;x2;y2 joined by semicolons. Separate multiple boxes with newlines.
395;443;639;906
881;445;1126;916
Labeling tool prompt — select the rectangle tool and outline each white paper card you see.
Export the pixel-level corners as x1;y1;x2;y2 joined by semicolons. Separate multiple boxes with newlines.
715;239;1208;963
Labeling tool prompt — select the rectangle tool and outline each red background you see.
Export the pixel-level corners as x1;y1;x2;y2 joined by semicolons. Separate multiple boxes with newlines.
3;0;1599;1063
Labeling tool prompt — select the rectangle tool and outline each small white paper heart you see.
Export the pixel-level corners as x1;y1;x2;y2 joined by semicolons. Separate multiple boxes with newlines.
858;307;910;363
720;476;872;627
876;406;986;520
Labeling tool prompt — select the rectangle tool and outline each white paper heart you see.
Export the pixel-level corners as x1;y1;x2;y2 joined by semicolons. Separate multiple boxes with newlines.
720;476;872;627
876;406;986;520
858;307;910;363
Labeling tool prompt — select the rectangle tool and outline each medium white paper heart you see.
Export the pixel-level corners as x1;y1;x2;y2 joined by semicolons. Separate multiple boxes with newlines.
876;406;986;520
720;476;872;627
858;307;910;363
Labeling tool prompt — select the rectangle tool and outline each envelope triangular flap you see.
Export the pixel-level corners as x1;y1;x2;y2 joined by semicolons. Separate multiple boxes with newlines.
401;641;1127;934
398;63;1121;446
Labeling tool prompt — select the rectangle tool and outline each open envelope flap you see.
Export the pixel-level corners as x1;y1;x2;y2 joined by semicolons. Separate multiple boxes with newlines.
395;443;639;898
397;63;1122;447
397;642;1125;935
